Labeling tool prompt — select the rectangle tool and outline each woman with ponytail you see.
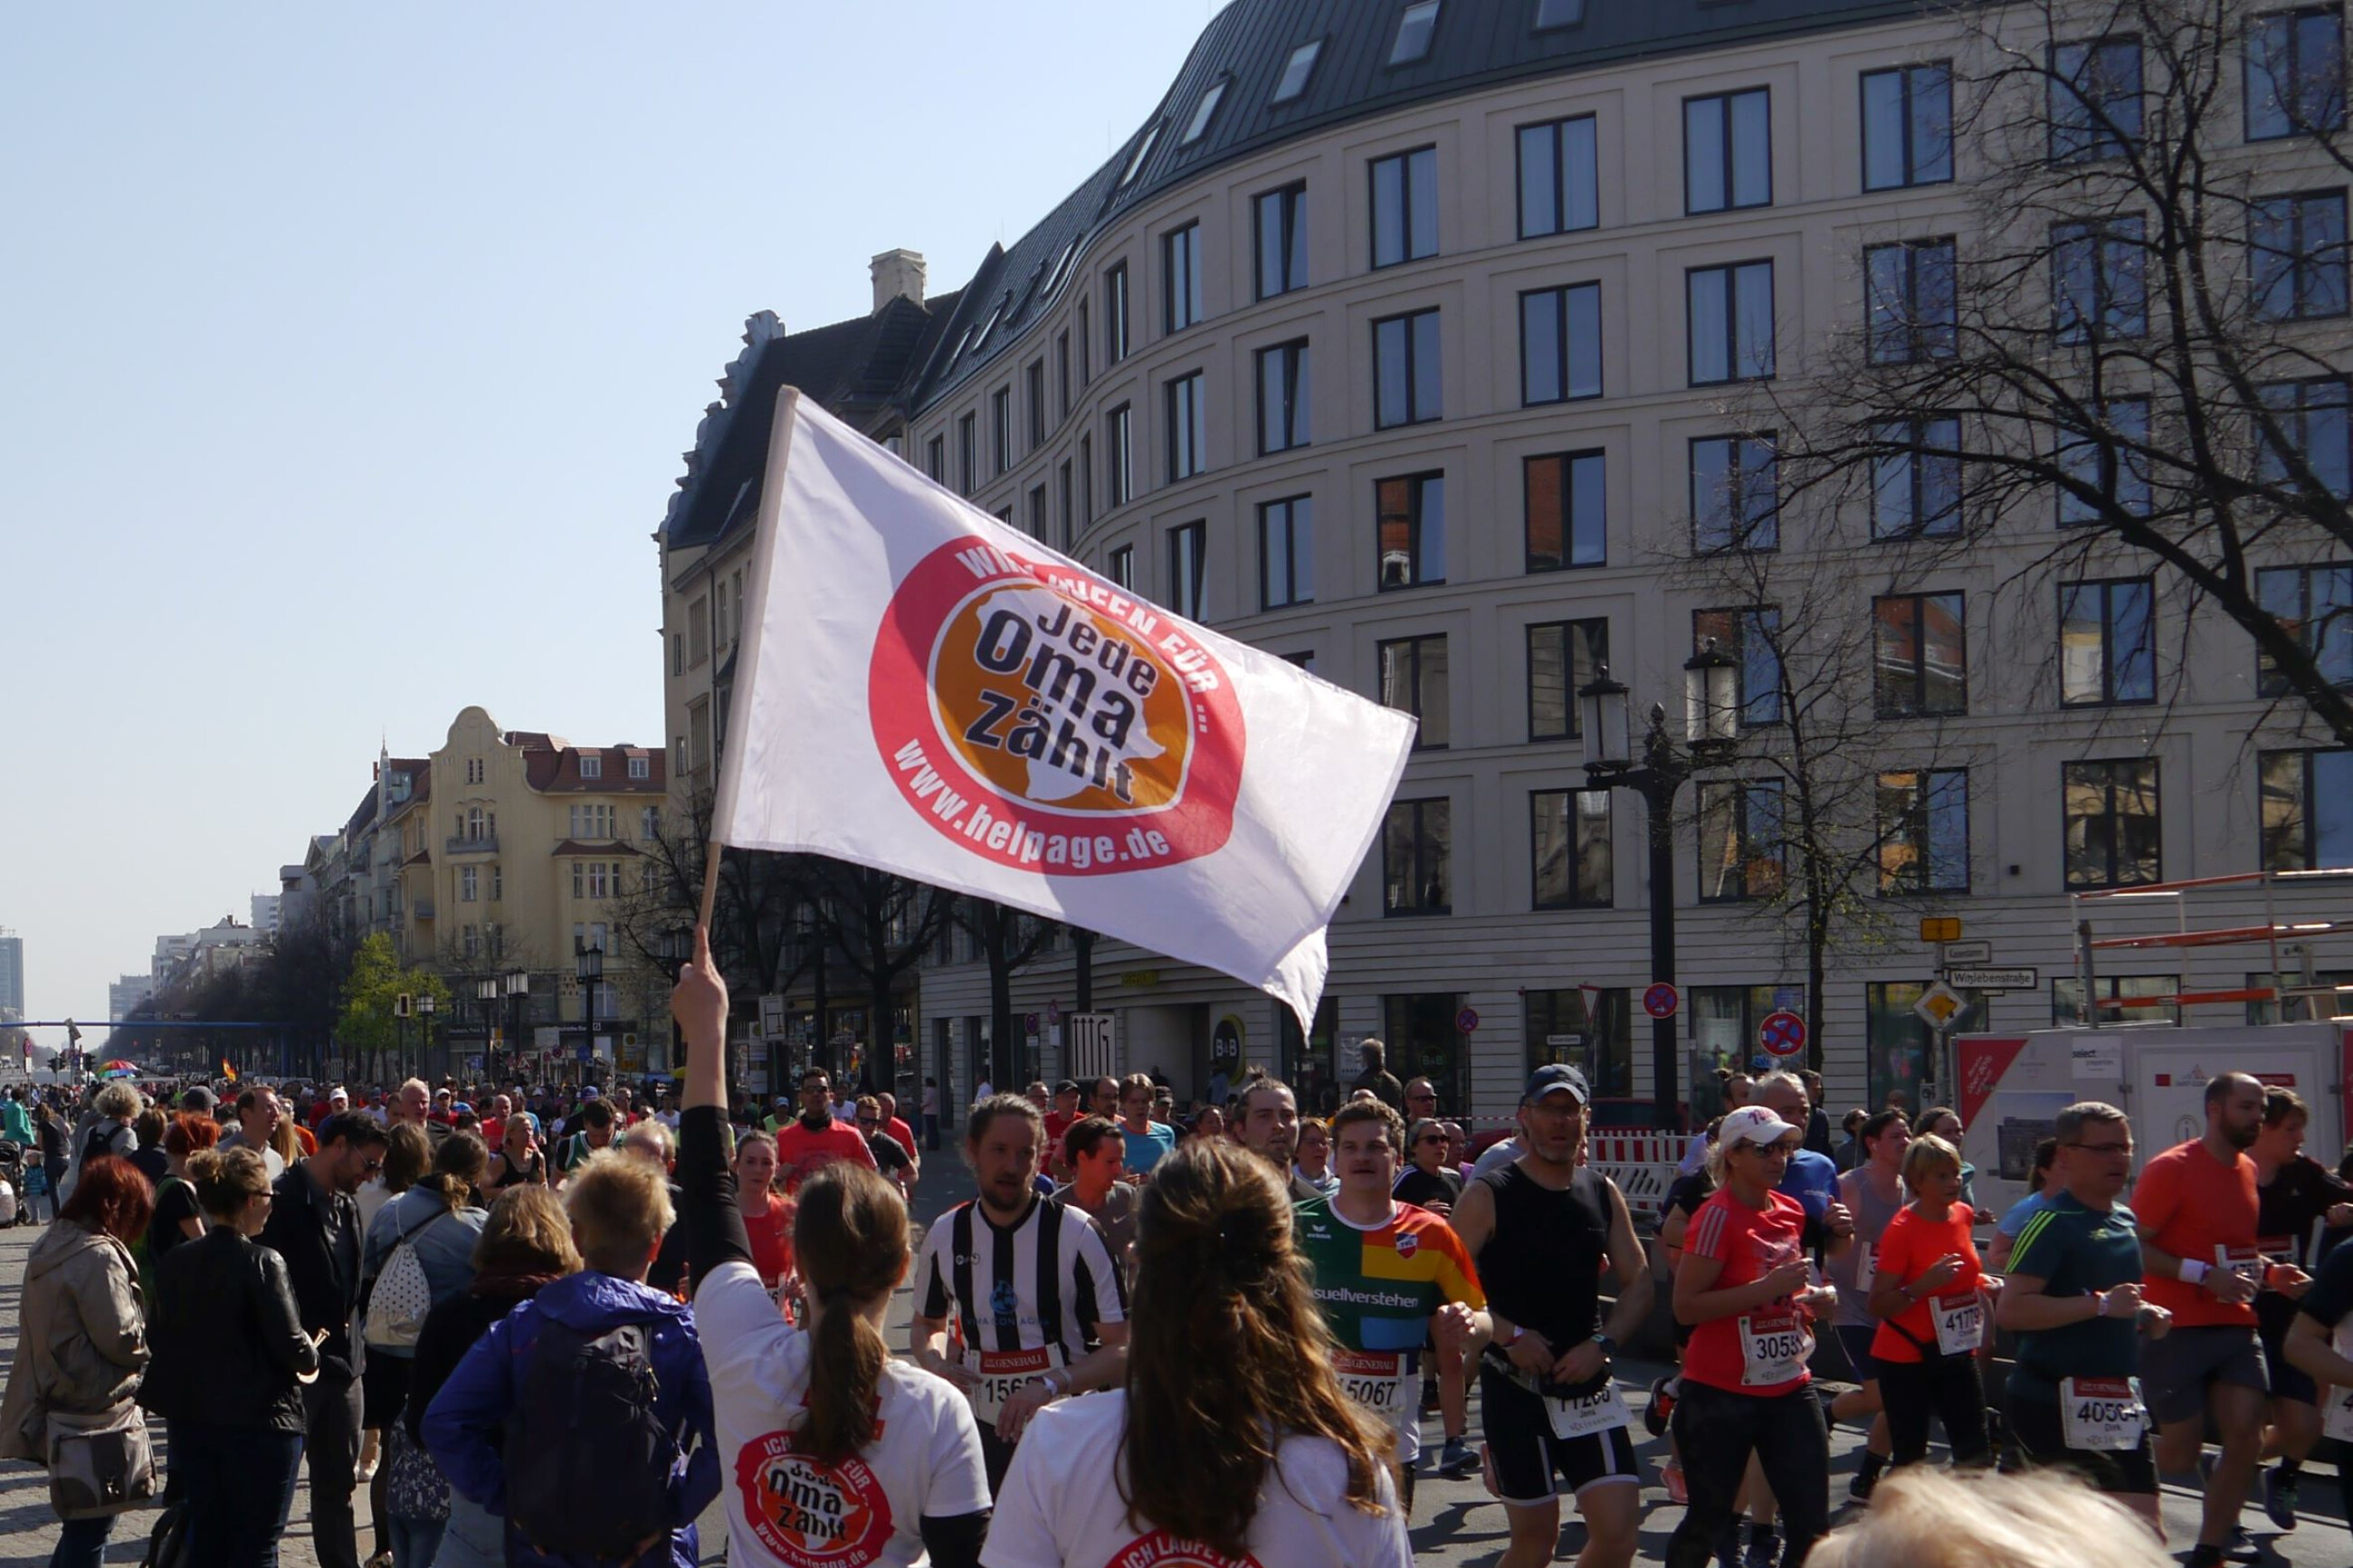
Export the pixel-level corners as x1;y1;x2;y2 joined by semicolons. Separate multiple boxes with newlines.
672;927;991;1568
981;1137;1410;1567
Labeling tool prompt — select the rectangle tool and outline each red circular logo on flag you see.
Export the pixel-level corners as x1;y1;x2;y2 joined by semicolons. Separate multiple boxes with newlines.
735;1432;893;1566
870;538;1245;874
1102;1532;1265;1568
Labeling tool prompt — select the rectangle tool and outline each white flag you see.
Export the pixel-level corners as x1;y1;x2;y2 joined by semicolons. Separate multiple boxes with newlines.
709;390;1415;1027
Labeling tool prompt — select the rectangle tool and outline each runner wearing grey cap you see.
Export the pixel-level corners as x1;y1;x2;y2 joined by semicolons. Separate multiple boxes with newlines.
1449;1063;1653;1568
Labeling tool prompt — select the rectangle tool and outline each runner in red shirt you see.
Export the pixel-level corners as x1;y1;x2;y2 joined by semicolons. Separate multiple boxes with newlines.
2136;1070;2310;1568
1865;1131;1999;1471
772;1067;877;1193
729;1127;796;1308
1670;1105;1846;1568
1041;1080;1081;1179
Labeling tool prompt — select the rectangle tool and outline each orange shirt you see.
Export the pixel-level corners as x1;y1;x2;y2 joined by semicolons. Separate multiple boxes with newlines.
2134;1140;2260;1327
1869;1202;1983;1364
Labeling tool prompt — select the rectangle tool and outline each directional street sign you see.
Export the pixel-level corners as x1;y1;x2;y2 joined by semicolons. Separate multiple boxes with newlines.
1758;1010;1806;1058
1643;983;1681;1020
1939;940;1995;967
1914;981;1970;1031
1947;966;2038;992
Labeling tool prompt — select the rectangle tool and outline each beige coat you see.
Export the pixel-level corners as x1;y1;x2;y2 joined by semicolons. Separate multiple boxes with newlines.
0;1220;148;1461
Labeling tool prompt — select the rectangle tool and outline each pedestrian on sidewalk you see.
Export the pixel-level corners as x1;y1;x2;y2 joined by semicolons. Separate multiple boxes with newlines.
0;1155;156;1568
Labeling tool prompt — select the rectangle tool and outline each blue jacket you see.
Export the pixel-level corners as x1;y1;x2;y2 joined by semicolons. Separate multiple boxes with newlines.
419;1270;719;1568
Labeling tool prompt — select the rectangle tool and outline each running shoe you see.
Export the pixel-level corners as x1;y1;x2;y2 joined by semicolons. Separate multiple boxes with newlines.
1846;1464;1878;1505
2262;1466;2299;1533
1437;1437;1478;1478
1743;1525;1781;1568
1714;1522;1742;1568
1643;1374;1679;1438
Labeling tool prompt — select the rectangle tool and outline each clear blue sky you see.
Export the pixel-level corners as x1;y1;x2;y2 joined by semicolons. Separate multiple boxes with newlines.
1;1;1225;1040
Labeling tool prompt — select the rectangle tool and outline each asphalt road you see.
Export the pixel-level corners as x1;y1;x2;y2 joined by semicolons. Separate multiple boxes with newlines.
3;1160;2348;1564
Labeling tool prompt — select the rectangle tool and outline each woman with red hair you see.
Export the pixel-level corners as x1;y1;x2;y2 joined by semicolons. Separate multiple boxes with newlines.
145;1114;221;1283
0;1155;157;1566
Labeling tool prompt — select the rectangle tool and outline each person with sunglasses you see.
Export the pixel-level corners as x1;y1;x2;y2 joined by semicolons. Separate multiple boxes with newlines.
856;1097;918;1201
1394;1117;1464;1217
1666;1105;1843;1568
1995;1101;2173;1534
260;1110;390;1568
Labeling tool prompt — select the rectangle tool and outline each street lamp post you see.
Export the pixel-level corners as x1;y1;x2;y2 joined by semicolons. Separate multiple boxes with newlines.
653;929;693;1076
1578;641;1740;1131
576;944;605;1088
502;970;529;1088
416;993;436;1081
475;977;499;1087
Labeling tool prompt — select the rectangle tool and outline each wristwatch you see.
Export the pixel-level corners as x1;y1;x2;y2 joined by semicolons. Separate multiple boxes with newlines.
1591;1333;1617;1359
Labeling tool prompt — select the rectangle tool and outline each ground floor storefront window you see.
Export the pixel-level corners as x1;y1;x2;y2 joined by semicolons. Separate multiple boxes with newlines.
1523;988;1633;1100
1383;993;1469;1113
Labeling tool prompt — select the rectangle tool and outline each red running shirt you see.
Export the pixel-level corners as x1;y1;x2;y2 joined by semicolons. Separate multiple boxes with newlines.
739;1194;794;1288
771;1118;878;1193
1869;1203;1983;1364
1681;1187;1813;1395
2135;1141;2261;1328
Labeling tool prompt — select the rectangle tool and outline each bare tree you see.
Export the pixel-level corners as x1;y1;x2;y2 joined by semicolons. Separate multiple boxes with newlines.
610;784;818;1027
800;860;958;1090
955;898;1061;1090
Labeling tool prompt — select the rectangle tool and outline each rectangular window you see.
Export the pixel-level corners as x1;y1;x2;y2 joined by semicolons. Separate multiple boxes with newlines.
2064;758;2162;888
2051;37;2143;162
1376;471;1445;589
1255;183;1309;299
925;434;945;484
627;755;649;780
1108;544;1133;589
2054;974;2180;1027
1106;264;1130;363
1106;404;1132;507
1370;147;1439;268
1027;482;1049;542
1057;461;1074;548
1694;606;1784;725
1166;371;1205;481
1056;333;1072;420
1519;282;1602;404
1382;797;1451;915
1873;593;1968;717
1163;223;1203;333
1684;88;1772;213
1373;308;1442;427
2258;378;2352;498
1517;114;1599;237
2256;562;2353;694
570;860;584;899
2053;217;2148;341
1700;779;1786;901
1872;418;1963;538
1876;768;1970;893
1077;300;1091;386
1026;360;1046;449
1524;451;1605;570
957;412;977;494
491;863;504;899
1531;789;1614;908
2252;191;2349;319
639;805;657;838
578;753;602;780
1260;496;1314;608
1257;339;1310;453
1274;39;1321;103
1536;0;1586;26
1526;987;1633;1105
2261;748;2353;870
1688;260;1776;384
461;865;478;903
1527;618;1609;740
990;388;1012;476
1865;238;1958;363
1378;634;1450;748
1079;435;1095;527
1182;78;1226;146
2058;398;2153;524
1167;521;1205;620
2061;579;2157;705
1691;433;1778;552
2247;8;2345;140
1390;0;1441;65
1862;62;1954;190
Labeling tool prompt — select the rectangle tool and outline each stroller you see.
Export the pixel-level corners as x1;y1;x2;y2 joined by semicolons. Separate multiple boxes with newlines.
0;1140;24;1226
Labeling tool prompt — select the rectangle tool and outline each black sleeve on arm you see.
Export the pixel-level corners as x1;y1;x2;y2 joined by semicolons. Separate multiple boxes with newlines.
919;1510;992;1568
681;1106;753;1295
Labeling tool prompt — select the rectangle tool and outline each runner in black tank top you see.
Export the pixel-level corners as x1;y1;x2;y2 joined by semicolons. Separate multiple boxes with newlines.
1450;1064;1653;1568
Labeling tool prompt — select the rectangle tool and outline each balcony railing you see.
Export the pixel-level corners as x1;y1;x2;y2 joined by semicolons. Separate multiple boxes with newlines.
444;834;500;857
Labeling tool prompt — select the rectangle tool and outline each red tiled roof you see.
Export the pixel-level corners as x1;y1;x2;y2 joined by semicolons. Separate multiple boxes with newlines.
523;745;666;794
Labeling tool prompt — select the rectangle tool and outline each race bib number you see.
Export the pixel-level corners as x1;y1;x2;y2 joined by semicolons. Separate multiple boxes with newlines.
1853;1246;1877;1298
965;1345;1064;1427
1932;1293;1985;1356
2215;1246;2264;1288
1333;1350;1411;1415
2060;1376;2146;1452
1545;1382;1632;1441
1739;1311;1813;1387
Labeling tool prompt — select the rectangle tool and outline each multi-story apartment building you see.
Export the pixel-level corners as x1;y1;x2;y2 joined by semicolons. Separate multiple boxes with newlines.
656;0;2353;1124
107;974;155;1023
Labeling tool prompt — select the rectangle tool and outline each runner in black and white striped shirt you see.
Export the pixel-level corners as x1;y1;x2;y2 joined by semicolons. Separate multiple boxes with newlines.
911;1093;1129;1488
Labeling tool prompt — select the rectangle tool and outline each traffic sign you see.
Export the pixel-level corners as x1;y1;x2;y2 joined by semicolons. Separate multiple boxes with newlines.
1758;1010;1806;1058
1914;982;1970;1031
1947;966;2037;992
1919;917;1963;944
1643;983;1681;1020
1939;940;1995;967
757;993;786;1040
1068;1012;1117;1079
1455;1007;1481;1034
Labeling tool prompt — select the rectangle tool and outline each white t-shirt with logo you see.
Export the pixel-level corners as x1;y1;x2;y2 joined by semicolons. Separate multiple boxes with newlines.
696;1259;990;1567
980;1388;1410;1568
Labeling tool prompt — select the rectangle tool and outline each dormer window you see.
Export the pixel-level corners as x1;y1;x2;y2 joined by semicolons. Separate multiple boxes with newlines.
1535;0;1586;28
1119;121;1163;187
580;754;602;780
1391;1;1441;66
1273;40;1321;103
627;755;650;780
1182;78;1228;146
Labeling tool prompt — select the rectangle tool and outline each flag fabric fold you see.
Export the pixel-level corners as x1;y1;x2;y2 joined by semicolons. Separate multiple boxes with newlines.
708;390;1415;1028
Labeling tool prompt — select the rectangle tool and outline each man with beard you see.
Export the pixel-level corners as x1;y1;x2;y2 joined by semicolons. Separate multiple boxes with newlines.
771;1066;876;1193
2137;1070;2310;1568
911;1093;1129;1490
1231;1077;1320;1202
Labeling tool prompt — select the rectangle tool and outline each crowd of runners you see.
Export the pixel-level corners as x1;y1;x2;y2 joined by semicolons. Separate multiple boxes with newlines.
4;945;2352;1568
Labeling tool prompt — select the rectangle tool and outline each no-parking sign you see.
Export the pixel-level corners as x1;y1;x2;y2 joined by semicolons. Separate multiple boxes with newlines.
1643;984;1680;1020
1758;1010;1807;1058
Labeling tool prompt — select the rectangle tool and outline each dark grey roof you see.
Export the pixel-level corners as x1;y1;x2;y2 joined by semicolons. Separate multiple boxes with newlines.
911;0;1929;411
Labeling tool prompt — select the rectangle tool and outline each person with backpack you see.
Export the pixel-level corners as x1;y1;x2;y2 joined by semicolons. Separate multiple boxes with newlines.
423;1147;719;1568
58;1084;140;1209
362;1133;490;1568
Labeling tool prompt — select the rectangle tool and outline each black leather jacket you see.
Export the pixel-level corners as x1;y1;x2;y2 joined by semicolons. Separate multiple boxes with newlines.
140;1227;319;1432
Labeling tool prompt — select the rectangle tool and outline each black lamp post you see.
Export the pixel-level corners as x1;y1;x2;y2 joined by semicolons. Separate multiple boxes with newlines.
653;928;693;1075
501;969;529;1087
1578;641;1740;1130
475;977;499;1085
416;993;436;1081
576;943;605;1087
